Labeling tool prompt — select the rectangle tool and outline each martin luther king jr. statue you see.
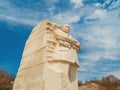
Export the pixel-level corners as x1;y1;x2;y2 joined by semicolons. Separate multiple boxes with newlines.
13;20;80;90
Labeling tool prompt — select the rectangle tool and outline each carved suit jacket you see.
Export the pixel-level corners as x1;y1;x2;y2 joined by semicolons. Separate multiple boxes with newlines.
47;29;80;67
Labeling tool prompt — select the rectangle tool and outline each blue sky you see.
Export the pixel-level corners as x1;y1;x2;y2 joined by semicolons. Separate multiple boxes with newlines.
0;0;120;81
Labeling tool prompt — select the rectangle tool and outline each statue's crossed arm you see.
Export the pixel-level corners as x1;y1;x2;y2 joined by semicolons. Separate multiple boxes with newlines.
55;29;80;52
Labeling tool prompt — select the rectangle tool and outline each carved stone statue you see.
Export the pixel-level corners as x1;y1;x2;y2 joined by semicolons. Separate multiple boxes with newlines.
13;20;80;90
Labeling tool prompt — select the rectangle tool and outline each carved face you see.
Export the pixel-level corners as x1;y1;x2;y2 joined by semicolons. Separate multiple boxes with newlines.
62;25;70;33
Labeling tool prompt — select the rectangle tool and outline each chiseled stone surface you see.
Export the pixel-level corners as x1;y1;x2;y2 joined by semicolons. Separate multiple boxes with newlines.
13;20;80;90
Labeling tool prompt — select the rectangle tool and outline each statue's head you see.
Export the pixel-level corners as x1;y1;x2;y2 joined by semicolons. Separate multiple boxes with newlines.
61;24;70;33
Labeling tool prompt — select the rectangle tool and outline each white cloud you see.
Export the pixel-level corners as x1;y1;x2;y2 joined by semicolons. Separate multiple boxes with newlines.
0;0;56;25
98;0;120;10
0;15;38;26
70;0;83;8
51;12;80;24
85;9;107;20
82;28;120;61
94;3;102;8
76;27;119;61
103;51;118;60
93;9;107;19
50;5;95;25
80;52;103;62
108;0;120;9
103;0;112;6
77;7;120;60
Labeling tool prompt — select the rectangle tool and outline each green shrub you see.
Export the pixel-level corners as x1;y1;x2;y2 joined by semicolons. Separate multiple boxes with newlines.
0;88;9;90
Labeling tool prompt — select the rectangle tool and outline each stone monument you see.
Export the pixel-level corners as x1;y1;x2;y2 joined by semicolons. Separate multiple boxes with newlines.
13;20;80;90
